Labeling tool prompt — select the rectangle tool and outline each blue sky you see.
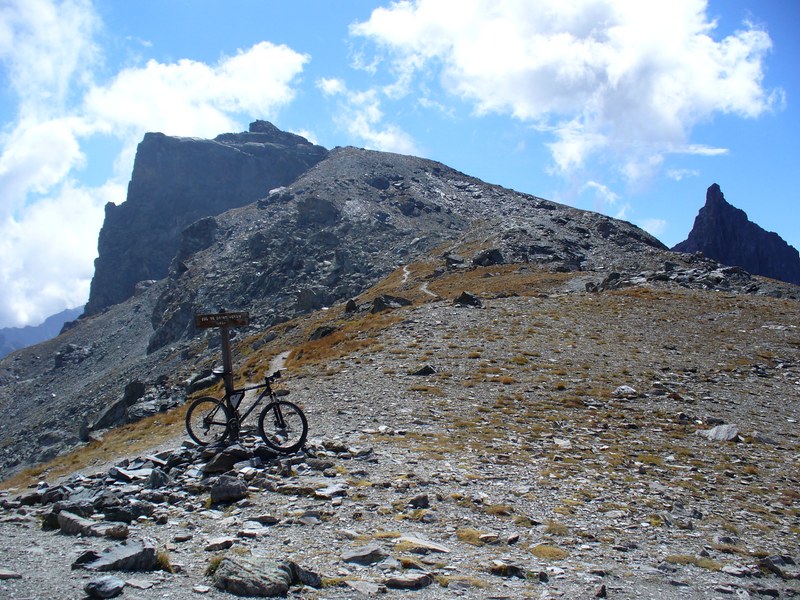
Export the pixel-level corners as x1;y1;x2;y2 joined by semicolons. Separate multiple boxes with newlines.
0;0;796;328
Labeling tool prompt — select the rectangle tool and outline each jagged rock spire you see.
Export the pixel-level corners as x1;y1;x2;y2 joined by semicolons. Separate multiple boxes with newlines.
673;184;800;285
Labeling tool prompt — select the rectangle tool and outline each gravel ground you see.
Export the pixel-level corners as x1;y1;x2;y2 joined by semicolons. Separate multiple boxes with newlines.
1;276;799;599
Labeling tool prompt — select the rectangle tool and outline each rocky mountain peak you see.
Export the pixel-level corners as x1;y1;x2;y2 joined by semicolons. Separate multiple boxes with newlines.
673;184;800;285
83;122;328;317
705;182;725;206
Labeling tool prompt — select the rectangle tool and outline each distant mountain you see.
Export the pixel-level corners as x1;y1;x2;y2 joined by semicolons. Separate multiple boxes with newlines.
673;183;800;285
0;307;82;359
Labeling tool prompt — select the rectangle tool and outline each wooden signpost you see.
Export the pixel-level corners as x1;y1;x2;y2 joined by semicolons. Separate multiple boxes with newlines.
194;311;250;395
194;312;250;329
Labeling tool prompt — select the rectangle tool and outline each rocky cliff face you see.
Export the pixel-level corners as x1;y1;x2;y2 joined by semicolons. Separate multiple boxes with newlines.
83;121;328;316
673;184;800;285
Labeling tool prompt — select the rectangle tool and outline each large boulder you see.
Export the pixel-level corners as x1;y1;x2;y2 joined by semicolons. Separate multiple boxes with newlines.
212;557;321;597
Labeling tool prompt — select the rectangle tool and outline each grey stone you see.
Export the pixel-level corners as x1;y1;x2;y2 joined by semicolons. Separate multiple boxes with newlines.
314;483;348;500
91;381;146;431
57;510;96;536
342;544;388;565
698;424;740;442
410;365;436;376
345;580;385;595
408;493;430;508
453;291;482;307
396;535;450;554
147;467;173;489
385;573;433;589
84;575;126;598
371;294;412;313
90;522;130;539
203;445;253;475
212;557;320;597
0;569;22;580
72;538;157;572
205;537;235;551
209;475;248;504
472;248;504;267
612;385;638;398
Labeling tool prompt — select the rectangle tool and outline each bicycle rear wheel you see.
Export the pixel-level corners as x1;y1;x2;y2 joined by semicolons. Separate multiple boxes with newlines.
186;397;231;445
257;400;308;453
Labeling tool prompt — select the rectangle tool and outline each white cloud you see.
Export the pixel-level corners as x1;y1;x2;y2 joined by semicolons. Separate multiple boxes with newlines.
351;0;780;180
0;1;310;326
614;203;632;221
316;78;419;155
84;42;308;139
582;180;619;210
667;168;700;181
0;181;118;327
82;41;309;180
638;218;668;237
679;144;729;156
0;118;86;209
317;77;346;96
293;129;319;146
0;0;99;117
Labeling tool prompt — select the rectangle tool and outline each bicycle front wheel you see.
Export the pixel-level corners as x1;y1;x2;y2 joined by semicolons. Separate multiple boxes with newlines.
257;400;308;453
186;397;231;446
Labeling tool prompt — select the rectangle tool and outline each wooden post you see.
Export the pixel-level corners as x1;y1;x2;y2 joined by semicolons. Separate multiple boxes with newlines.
219;325;235;396
194;310;250;398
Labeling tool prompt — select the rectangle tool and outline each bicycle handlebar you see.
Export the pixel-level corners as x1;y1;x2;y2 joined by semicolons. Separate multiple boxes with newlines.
266;370;281;383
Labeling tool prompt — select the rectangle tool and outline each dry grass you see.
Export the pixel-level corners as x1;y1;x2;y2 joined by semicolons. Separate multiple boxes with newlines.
664;555;723;571
456;528;488;546
286;311;403;369
530;544;569;560
2;402;194;489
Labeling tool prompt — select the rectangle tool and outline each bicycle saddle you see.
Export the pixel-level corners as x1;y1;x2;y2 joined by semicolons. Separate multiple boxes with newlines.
211;366;230;378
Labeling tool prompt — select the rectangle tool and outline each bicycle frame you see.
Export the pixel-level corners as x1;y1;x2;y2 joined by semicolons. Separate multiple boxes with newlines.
226;379;275;426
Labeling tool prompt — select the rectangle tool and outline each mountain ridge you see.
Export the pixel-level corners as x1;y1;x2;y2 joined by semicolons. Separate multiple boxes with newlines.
0;124;797;481
0;307;82;359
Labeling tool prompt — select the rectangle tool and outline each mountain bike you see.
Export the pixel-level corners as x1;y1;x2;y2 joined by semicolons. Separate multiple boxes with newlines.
185;370;308;453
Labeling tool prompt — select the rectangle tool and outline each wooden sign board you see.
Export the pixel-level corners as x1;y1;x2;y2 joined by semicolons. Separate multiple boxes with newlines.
194;311;249;329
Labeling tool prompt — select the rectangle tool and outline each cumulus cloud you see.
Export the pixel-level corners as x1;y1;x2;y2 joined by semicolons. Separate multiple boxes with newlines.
351;0;780;179
84;42;308;138
316;78;418;155
0;182;117;326
0;0;309;327
0;0;99;117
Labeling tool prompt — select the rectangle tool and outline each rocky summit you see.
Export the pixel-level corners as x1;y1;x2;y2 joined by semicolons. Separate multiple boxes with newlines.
673;183;800;286
0;123;798;598
84;120;328;316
